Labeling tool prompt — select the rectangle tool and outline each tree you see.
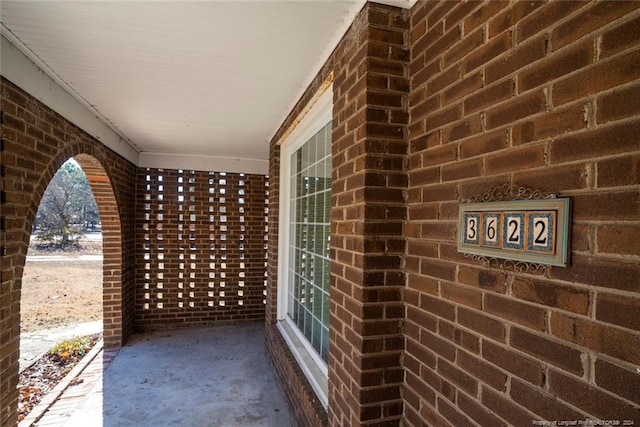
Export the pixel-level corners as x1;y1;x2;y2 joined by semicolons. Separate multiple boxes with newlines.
33;160;99;248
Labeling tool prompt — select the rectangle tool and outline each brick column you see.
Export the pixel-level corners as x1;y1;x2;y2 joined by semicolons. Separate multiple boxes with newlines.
329;4;409;426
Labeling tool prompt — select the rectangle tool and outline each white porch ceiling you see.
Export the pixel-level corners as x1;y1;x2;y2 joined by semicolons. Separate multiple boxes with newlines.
1;0;412;174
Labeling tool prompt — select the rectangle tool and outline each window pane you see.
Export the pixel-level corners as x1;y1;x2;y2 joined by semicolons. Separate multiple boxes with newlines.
287;122;332;362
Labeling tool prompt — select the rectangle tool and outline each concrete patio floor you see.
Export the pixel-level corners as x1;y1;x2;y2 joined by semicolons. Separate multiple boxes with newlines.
26;323;294;427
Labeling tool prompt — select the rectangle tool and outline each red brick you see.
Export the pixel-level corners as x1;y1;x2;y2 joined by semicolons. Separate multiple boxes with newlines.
444;0;481;32
405;370;437;407
484;294;546;331
440;243;471;265
438;397;473;427
458;307;505;342
570;223;590;253
595;359;640;405
486;34;547;84
424;26;461;63
406;274;438;296
420;259;456;282
550;312;640;365
596;293;640;332
410;130;439;154
421;182;458;202
359;384;401;404
441;158;483;182
485;144;545;175
481;387;538;427
597;225;640;257
367;90;404;108
488;1;545;38
457;266;507;294
441;282;482;310
412;22;445;66
459;130;508;159
548;369;640;421
420;294;455;322
512;277;589;316
420;222;456;241
482;340;545;386
421;365;456;403
458;393;507;427
427;64;461;95
518;1;587;43
512;104;586;145
413;60;441;91
550;120;640;164
424;104;462;130
369;26;405;46
426;1;458;29
486;90;547;130
422;144;458;166
439;202;459;221
458;350;507;392
421;329;456;362
553;49;640;106
519;40;593;92
458;175;510;201
409;165;439;188
463;1;509;36
511;379;583;421
597;83;640;124
442;115;482;143
368;57;405;77
571;192;640;223
443;27;484;68
512;163;588;193
597;155;640;188
410;17;426;43
551;1;640;51
463;30;512;73
510;327;584;375
464;79;514;114
2;113;26;133
438;318;480;354
601;12;640;59
407;202;438;220
406;305;437;333
443;72;482;105
550;252;640;292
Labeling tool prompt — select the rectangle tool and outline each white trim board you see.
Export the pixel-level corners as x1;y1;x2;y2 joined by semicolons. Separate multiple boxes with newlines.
138;152;268;175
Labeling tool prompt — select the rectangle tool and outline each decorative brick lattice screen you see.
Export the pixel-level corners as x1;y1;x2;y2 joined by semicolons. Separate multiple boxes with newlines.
136;169;268;328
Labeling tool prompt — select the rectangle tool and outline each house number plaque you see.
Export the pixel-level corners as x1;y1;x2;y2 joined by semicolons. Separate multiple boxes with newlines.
458;198;571;267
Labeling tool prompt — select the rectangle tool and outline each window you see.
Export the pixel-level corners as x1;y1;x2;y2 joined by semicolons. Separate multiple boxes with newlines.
287;122;331;360
277;85;332;407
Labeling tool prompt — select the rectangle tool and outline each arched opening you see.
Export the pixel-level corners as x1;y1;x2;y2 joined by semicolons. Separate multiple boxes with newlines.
17;152;123;420
13;149;125;347
21;158;103;353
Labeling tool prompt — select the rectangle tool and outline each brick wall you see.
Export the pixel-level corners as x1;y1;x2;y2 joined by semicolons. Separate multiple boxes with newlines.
329;4;409;426
0;77;137;427
266;3;411;426
267;1;640;426
135;168;268;329
405;1;640;425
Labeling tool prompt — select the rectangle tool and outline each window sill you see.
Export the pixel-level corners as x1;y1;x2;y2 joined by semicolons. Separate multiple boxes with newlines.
277;319;328;409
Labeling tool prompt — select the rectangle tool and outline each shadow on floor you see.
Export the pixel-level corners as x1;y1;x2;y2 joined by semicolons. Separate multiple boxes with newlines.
36;322;294;427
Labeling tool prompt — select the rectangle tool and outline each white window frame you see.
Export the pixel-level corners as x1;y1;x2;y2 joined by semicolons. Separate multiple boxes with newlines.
276;85;332;409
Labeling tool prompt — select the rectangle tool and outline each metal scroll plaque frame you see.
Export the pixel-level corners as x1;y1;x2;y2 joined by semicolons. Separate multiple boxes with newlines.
457;184;571;273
